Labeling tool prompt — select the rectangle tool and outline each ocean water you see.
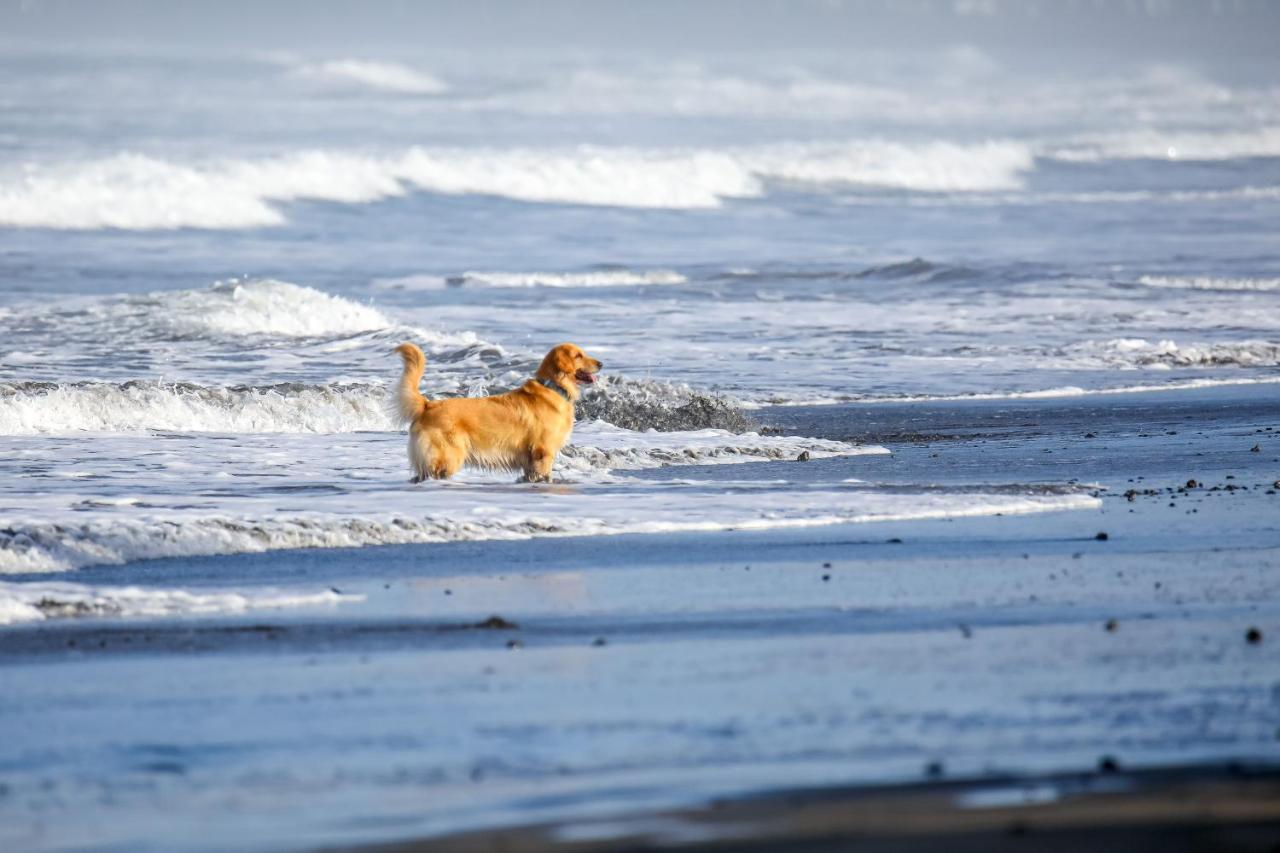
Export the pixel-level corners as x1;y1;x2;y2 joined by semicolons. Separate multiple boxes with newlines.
1;29;1277;618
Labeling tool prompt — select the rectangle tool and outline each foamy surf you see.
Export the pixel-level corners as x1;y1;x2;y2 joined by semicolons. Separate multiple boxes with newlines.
292;59;449;95
0;490;1098;574
749;376;1280;407
1138;275;1280;292
0;139;1035;229
372;269;689;290
0;580;360;625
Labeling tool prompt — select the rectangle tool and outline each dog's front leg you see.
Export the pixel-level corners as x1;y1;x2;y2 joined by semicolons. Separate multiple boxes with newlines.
522;446;556;483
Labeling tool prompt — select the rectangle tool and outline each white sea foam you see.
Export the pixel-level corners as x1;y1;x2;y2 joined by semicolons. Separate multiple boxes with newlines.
811;376;1280;406
0;491;1096;574
1049;126;1280;163
559;421;887;473
0;381;396;435
455;270;689;288
0;580;359;625
1138;275;1280;292
1072;338;1280;369
162;279;392;338
372;269;689;290
293;59;449;95
0;140;1035;229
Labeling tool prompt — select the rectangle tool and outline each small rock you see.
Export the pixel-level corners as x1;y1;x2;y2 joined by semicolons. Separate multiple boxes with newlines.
1098;755;1120;773
1095;531;1109;541
1246;627;1263;645
1105;619;1118;632
796;450;811;462
1186;479;1198;489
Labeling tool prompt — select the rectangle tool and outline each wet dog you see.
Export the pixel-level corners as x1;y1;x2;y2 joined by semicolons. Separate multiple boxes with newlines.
394;342;602;482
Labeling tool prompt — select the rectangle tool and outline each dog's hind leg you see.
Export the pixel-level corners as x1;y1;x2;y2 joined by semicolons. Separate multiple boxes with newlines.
428;437;465;480
408;431;433;483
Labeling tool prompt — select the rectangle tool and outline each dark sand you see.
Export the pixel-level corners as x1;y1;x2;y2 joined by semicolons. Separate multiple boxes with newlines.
2;384;1278;851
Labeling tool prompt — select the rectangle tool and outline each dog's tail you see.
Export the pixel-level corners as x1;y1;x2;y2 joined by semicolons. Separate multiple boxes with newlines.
394;343;428;423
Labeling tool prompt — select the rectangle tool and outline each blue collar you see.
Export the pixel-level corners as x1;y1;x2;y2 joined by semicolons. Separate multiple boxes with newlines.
537;377;571;402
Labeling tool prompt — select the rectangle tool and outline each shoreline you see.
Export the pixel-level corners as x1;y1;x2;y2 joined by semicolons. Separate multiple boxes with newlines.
347;763;1280;852
1;384;1277;851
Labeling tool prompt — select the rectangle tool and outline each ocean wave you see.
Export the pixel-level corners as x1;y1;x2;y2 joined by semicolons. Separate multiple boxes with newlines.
162;278;393;338
292;59;448;95
836;185;1280;207
0;381;396;435
0;140;1034;229
372;269;689;290
0;580;358;625
578;378;756;433
7;278;495;350
779;376;1280;406
0;377;764;436
455;269;689;288
559;422;886;473
0;492;1096;574
1048;126;1280;163
1137;275;1280;292
1075;338;1280;369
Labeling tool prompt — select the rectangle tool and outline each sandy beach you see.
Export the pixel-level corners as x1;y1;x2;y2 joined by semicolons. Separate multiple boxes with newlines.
2;384;1277;850
2;4;1279;849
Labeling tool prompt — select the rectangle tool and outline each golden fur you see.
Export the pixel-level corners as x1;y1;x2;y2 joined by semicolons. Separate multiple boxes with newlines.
394;342;602;482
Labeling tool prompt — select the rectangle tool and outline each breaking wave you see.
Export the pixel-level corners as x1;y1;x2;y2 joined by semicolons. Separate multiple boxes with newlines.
292;59;448;95
1075;338;1280;369
0;381;395;435
1048;126;1280;163
159;278;394;338
0;580;358;625
0;376;762;436
0;140;1034;229
559;422;885;473
1137;275;1280;292
372;269;689;290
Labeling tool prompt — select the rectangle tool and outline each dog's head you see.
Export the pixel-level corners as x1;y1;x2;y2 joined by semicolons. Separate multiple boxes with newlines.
537;343;602;399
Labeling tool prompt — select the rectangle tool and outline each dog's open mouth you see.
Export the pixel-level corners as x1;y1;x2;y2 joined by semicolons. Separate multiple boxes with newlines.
575;369;597;385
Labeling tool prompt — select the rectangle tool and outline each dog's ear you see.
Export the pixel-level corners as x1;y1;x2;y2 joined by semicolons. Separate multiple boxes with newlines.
553;345;576;376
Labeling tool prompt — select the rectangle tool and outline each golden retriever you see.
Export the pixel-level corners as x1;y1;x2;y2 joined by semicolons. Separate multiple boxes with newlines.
394;342;602;482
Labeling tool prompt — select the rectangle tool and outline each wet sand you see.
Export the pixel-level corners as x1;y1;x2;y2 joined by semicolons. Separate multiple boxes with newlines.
1;384;1278;851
